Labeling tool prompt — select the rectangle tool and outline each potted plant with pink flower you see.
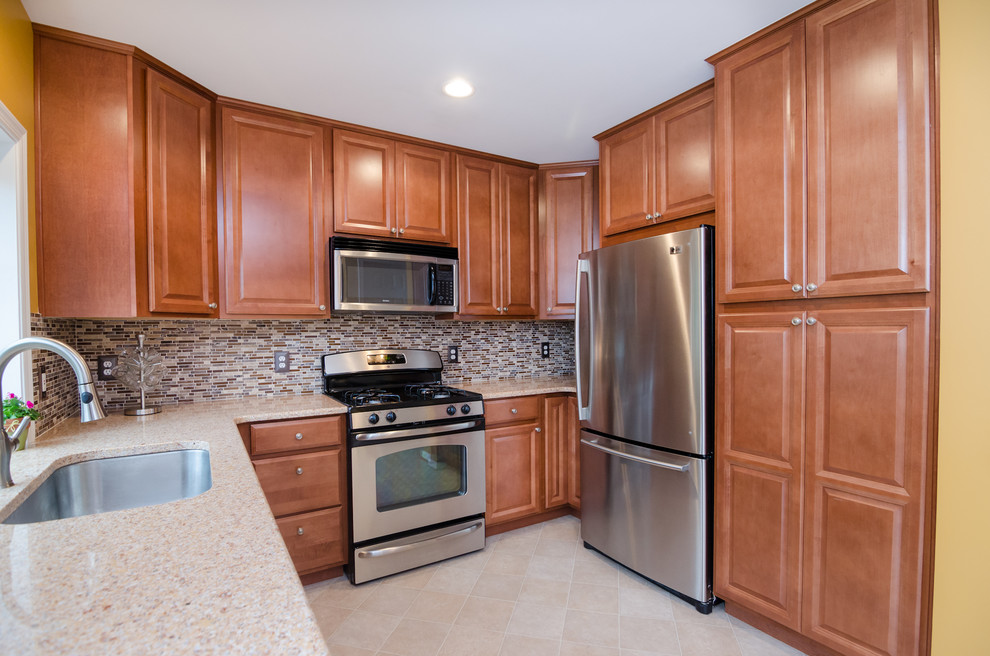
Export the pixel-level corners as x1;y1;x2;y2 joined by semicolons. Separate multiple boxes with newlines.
3;393;41;446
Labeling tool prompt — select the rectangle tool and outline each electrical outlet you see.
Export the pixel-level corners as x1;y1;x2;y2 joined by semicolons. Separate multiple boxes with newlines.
447;345;459;363
541;342;550;358
39;365;47;400
98;355;117;381
274;351;291;373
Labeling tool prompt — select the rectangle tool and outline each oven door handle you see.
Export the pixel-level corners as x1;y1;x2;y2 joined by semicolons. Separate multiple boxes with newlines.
356;521;484;559
353;419;484;442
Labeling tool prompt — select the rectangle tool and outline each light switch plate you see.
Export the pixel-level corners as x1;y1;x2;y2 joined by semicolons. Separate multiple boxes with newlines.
274;351;291;373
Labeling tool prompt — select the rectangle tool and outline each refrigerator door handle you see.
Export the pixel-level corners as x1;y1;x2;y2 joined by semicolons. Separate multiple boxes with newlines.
581;437;690;472
575;258;592;420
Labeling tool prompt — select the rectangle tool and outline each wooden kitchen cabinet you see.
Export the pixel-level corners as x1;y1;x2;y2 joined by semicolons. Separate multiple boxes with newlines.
539;164;598;319
712;0;932;303
332;130;454;243
542;394;579;510
597;82;714;239
565;395;581;509
220;105;331;317
35;27;218;318
244;415;348;577
716;307;931;656
456;156;538;318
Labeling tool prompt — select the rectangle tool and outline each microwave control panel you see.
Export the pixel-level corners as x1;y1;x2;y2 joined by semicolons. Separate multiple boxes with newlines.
436;264;455;306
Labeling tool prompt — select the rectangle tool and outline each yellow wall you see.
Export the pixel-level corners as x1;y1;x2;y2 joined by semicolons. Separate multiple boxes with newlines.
931;0;990;653
0;0;36;312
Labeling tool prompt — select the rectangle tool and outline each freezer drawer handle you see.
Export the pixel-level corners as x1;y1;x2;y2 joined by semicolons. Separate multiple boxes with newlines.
581;438;690;472
356;521;483;559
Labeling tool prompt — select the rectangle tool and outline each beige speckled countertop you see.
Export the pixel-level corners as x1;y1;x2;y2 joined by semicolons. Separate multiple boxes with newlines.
0;377;572;655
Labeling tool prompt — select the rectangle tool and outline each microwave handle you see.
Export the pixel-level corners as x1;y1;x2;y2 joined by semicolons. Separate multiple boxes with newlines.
428;263;437;306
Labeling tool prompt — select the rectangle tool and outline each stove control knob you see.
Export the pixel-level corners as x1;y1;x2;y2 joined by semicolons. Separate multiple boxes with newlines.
446;405;457;416
368;413;380;425
461;404;471;414
386;411;397;423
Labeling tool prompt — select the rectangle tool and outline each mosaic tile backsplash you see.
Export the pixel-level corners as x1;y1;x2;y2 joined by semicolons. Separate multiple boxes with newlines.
29;314;575;435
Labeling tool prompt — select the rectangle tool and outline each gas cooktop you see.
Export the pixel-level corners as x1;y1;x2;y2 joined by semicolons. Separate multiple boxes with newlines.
327;383;481;409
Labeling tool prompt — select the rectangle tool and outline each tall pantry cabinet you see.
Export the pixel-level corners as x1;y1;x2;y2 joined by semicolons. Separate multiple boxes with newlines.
709;0;937;655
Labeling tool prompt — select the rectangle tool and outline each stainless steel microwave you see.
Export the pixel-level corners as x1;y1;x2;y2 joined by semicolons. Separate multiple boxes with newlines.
330;237;458;313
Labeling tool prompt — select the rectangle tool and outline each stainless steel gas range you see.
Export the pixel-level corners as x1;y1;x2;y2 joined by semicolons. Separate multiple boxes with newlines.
321;349;486;584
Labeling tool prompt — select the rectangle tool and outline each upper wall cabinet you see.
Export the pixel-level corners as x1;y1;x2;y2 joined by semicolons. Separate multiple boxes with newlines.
333;129;454;244
36;28;217;318
596;82;715;238
220;105;331;317
539;164;598;319
712;0;932;303
456;156;538;318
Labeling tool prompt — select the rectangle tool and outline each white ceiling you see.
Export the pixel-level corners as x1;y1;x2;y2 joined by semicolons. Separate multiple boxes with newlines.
22;0;810;164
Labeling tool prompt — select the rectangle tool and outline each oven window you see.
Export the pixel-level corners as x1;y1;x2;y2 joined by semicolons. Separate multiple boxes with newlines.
375;445;467;512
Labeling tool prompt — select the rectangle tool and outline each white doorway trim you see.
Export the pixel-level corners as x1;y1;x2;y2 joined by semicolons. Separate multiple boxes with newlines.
0;98;33;420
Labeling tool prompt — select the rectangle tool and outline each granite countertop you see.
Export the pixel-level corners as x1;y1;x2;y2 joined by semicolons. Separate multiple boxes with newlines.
0;395;346;656
0;376;573;655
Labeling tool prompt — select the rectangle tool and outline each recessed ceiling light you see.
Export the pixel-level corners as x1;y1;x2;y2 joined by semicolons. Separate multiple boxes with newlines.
443;78;474;98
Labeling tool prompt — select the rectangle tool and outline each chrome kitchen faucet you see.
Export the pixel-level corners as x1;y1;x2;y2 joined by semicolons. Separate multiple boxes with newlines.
0;337;107;487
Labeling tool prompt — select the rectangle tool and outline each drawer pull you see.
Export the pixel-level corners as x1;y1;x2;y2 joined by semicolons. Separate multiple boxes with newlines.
296;467;303;475
511;408;518;414
297;527;304;536
295;432;304;440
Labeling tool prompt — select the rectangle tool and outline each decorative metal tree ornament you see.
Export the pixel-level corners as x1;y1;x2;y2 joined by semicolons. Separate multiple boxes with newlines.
116;334;164;416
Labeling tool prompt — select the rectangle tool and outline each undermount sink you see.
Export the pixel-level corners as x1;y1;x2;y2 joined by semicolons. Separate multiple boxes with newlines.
2;449;212;525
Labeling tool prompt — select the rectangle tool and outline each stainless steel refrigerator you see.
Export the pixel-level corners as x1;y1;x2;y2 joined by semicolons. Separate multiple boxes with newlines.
575;225;714;613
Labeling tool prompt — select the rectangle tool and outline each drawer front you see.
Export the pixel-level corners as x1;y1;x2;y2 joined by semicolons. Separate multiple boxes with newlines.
485;395;541;426
254;450;342;516
250;416;343;455
277;507;345;573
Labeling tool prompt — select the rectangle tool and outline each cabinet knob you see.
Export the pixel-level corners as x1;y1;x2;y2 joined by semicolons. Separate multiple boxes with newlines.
295;432;303;440
319;305;327;311
806;282;818;292
511;408;518;414
391;227;397;234
547;306;552;312
399;228;405;235
806;317;818;326
535;427;542;432
297;527;304;536
791;284;803;293
208;302;218;309
791;317;802;326
296;467;303;475
654;213;662;221
645;213;654;221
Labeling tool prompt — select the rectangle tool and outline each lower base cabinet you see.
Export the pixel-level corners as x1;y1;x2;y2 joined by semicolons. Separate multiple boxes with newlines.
716;307;931;656
242;415;348;576
485;393;580;528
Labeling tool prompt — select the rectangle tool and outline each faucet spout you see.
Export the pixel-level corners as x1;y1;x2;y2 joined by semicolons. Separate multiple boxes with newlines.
0;337;106;488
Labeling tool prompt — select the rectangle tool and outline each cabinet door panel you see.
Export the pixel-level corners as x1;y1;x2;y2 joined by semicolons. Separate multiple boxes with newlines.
221;108;328;316
656;86;715;222
501;164;538;317
716;24;806;303
456;156;501;315
806;0;931;298
543;396;568;510
566;395;581;508
396;142;452;243
146;69;215;314
541;167;596;319
487;424;542;525
253;450;343;517
600;119;655;236
716;313;805;629
333;130;395;238
803;307;929;656
277;507;345;573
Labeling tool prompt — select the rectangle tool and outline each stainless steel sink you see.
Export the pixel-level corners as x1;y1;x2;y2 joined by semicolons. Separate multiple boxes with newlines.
1;449;212;525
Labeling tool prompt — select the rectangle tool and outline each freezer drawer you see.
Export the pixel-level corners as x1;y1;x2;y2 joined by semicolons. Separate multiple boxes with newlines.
580;432;713;610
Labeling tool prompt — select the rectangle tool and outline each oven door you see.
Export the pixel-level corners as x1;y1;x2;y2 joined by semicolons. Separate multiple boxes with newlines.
350;429;486;543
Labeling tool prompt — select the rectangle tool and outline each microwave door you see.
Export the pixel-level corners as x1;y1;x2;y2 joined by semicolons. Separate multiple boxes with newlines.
428;263;437;306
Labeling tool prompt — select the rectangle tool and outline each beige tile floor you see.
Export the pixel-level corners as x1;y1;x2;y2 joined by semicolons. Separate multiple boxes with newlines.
304;515;809;656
